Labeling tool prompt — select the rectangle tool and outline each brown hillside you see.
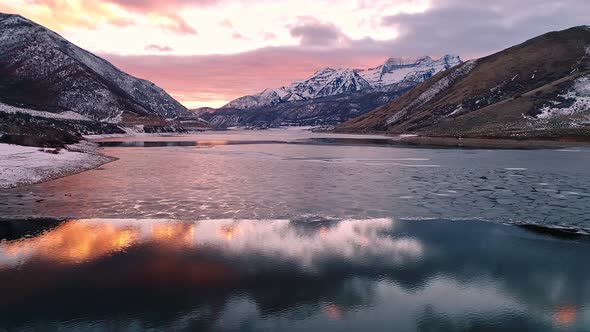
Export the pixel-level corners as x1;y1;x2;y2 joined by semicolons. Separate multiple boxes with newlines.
337;26;590;139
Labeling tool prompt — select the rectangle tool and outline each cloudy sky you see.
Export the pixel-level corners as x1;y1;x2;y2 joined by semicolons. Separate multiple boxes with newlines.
1;0;588;108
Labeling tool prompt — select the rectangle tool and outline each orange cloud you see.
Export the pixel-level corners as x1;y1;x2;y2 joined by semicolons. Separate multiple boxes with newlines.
104;0;220;34
0;0;135;32
2;0;200;34
106;0;219;12
148;12;197;34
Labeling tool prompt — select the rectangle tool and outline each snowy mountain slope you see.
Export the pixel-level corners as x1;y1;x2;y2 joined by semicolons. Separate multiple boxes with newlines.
224;55;461;110
337;26;590;139
0;13;191;124
358;55;461;87
196;87;412;128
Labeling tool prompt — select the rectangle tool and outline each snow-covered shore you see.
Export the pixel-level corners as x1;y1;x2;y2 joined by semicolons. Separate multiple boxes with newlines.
0;142;115;189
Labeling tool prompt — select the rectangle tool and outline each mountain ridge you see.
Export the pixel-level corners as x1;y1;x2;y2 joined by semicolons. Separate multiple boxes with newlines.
223;55;461;110
336;26;590;139
196;55;462;128
0;12;192;125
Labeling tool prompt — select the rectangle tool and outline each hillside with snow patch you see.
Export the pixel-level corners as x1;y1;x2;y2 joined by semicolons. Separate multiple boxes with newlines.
337;26;590;139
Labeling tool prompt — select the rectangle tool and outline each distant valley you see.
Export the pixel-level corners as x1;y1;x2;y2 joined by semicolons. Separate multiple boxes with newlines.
194;55;462;128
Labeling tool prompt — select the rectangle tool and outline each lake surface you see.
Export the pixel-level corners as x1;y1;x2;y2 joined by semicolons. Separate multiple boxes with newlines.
1;129;589;331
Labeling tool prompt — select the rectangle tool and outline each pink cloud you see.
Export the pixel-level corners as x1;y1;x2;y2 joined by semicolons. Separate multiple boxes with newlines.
145;44;174;52
106;0;220;12
219;19;233;28
101;47;391;107
109;16;136;27
231;31;246;40
263;32;276;40
155;13;197;34
104;0;220;34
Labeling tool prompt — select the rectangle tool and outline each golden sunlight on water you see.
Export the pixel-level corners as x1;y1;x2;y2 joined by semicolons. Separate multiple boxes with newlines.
324;303;343;320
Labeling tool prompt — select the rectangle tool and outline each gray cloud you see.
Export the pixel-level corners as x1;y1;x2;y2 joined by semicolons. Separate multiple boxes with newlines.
381;0;590;58
289;18;351;47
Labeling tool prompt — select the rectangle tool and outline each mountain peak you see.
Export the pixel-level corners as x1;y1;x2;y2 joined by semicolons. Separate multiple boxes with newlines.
0;12;190;123
310;67;336;77
382;56;433;67
383;57;407;66
415;55;433;62
223;54;463;110
0;13;39;29
0;12;27;21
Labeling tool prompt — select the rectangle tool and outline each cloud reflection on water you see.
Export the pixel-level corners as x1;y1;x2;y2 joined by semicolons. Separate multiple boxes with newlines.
0;218;423;270
0;217;588;331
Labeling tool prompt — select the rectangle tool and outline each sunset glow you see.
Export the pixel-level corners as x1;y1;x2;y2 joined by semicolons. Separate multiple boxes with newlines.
1;0;587;107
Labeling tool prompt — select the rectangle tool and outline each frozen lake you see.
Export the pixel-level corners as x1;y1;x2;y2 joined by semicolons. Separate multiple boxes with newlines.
1;129;589;331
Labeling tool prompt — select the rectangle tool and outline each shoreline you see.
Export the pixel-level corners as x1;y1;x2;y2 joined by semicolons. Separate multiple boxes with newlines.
3;130;588;190
392;135;590;149
0;141;117;189
324;129;590;149
88;128;590;149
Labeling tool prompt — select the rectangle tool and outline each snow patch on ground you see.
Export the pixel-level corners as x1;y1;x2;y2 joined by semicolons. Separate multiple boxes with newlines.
448;104;465;117
0;143;114;189
0;102;91;121
537;76;590;119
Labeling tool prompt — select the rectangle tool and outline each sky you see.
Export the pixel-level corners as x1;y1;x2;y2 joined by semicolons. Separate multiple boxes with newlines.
0;0;588;108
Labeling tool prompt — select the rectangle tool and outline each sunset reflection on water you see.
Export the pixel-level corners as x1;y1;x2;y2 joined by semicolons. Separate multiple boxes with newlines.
0;218;421;268
553;306;577;327
0;217;588;331
0;221;140;265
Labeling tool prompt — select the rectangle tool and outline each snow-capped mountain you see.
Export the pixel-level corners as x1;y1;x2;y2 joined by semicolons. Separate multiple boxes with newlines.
0;13;191;124
358;55;461;87
224;55;461;109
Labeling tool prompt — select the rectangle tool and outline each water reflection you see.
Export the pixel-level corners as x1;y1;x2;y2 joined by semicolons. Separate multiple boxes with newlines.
1;221;140;264
554;306;578;328
0;218;589;331
0;218;422;269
